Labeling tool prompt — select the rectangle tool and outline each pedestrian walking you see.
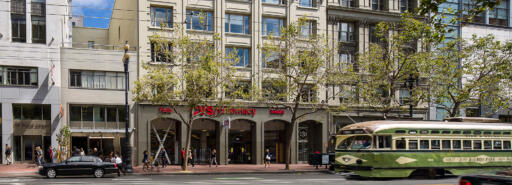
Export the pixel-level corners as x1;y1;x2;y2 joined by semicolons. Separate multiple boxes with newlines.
209;148;217;167
142;151;150;171
79;148;85;156
187;149;194;167
5;144;12;165
180;148;185;166
115;153;124;176
36;146;43;166
161;150;167;168
47;146;53;163
264;149;271;168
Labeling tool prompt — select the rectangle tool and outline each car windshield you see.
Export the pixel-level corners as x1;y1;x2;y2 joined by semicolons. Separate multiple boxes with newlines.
337;135;372;150
67;156;81;162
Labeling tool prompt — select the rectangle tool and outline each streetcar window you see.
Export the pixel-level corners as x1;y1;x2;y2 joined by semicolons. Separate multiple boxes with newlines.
463;140;472;149
420;140;429;149
431;140;440;149
493;131;501;135
420;130;429;134
350;136;372;150
483;131;492;135
493;140;502;150
442;131;451;134
504;141;511;149
395;130;406;134
378;136;391;149
503;132;511;135
354;130;365;134
463;131;472;134
483;140;492;150
395;139;406;149
453;140;462;149
474;131;481;135
452;131;461;134
431;130;440;134
408;130;417;134
473;140;482;149
408;140;418;150
341;130;353;135
336;137;352;149
442;140;451;149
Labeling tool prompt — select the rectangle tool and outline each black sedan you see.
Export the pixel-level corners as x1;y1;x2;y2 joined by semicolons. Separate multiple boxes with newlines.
39;156;118;178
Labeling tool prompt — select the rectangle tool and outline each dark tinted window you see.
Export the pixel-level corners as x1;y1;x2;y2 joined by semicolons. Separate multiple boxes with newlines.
341;130;353;135
504;141;511;149
483;140;492;149
420;140;429;149
474;131;481;135
452;131;461;134
493;140;502;149
395;130;406;134
431;130;440;134
503;132;511;135
453;140;462;149
493;131;501;135
463;140;472;149
442;140;451;149
396;140;406;149
483;131;492;135
81;156;95;162
473;140;482;149
442;130;451;134
463;131;472;134
420;130;429;134
431;140;440;149
409;140;418;149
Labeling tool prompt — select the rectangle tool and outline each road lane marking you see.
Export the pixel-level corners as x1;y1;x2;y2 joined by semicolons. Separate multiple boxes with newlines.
214;177;263;180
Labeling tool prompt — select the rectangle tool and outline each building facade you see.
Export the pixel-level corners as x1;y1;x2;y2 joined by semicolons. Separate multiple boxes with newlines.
0;0;71;163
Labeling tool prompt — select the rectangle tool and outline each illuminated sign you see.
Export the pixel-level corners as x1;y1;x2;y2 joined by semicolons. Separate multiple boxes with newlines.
270;109;285;115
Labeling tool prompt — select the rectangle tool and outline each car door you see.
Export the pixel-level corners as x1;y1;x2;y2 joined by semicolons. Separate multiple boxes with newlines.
79;156;96;174
57;156;81;175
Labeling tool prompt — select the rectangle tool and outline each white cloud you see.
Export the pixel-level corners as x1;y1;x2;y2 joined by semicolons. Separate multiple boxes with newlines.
72;0;110;15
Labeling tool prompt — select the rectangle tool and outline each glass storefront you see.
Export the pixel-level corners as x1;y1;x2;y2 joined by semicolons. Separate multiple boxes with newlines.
264;120;287;163
228;120;254;164
191;119;218;164
150;118;180;165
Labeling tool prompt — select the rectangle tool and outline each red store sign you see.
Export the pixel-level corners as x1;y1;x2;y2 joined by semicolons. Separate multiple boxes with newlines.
270;109;285;115
194;106;256;117
159;107;173;114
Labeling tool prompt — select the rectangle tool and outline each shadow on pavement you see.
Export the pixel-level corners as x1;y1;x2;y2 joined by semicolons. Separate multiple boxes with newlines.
344;174;459;181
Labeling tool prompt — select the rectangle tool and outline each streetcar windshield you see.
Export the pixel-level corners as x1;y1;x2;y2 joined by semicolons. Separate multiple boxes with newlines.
337;135;372;150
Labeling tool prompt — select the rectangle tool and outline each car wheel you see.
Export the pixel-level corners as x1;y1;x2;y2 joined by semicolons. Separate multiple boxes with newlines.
46;168;56;178
94;168;104;178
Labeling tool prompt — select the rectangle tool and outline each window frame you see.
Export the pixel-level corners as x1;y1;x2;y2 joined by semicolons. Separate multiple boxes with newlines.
226;47;251;68
262;17;285;36
186;10;213;31
225;14;250;34
69;70;125;90
150;6;173;28
338;22;355;43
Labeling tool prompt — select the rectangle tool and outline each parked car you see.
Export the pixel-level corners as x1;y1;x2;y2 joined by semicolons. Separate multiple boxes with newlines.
459;174;512;185
39;156;118;178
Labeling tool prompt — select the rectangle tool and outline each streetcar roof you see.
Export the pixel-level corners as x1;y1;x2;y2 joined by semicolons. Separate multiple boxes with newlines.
339;120;512;134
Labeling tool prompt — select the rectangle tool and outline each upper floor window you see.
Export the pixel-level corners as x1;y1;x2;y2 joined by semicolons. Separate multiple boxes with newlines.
13;104;51;120
337;85;357;103
31;0;46;16
300;20;317;38
226;47;251;68
369;24;380;43
300;0;317;7
88;41;95;49
262;17;285;36
262;52;284;69
400;0;414;13
0;66;37;86
399;89;410;105
70;105;126;123
32;16;46;44
489;0;508;26
337;52;355;70
150;6;173;28
372;0;384;10
225;14;250;34
11;15;26;43
225;81;251;100
463;0;485;23
11;0;26;15
151;41;172;63
69;70;125;90
340;0;355;7
186;10;213;31
339;22;355;42
262;0;286;5
300;84;317;103
263;80;287;101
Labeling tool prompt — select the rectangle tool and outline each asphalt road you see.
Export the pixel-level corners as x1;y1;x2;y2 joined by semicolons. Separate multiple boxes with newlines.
0;172;459;185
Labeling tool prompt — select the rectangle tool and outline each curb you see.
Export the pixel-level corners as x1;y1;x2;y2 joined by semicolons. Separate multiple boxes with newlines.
130;170;330;176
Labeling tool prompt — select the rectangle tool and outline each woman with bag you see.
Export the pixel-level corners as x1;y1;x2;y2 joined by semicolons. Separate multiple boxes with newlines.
264;149;271;168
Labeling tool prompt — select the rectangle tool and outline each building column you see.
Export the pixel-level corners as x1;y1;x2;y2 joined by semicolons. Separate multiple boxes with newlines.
322;120;328;153
509;0;512;27
50;104;61;151
218;122;228;165
254;121;263;164
2;103;13;164
291;122;298;164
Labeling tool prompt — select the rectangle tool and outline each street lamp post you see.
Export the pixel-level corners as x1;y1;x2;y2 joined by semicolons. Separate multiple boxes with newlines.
122;41;133;173
405;74;418;118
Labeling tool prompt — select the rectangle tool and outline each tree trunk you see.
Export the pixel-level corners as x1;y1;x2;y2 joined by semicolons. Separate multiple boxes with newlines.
182;123;192;171
284;122;294;170
450;102;460;118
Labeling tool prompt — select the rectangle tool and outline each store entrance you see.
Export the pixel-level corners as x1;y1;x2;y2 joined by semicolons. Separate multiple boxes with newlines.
150;118;180;165
89;138;114;158
264;120;288;163
191;119;218;164
298;121;322;162
23;135;42;162
228;120;254;164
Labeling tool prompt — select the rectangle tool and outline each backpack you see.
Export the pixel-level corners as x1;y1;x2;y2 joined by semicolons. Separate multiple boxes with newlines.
6;148;11;155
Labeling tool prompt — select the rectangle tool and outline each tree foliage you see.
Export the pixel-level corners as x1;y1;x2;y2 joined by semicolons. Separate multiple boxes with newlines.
56;125;72;162
356;15;434;119
259;17;354;169
133;23;240;171
428;35;512;118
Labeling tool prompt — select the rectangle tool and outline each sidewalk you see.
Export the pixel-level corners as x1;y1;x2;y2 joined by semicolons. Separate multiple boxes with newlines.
132;164;328;175
0;163;328;178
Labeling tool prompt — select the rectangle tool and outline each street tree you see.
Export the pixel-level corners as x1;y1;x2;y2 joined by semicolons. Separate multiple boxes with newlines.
56;125;72;162
356;15;435;119
428;35;512;118
133;22;241;171
259;17;354;170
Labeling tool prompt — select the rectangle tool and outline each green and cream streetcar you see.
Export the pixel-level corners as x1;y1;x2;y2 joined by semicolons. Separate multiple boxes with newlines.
335;119;512;178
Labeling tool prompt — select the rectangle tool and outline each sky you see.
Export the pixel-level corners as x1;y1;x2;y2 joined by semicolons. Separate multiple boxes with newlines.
72;0;114;28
